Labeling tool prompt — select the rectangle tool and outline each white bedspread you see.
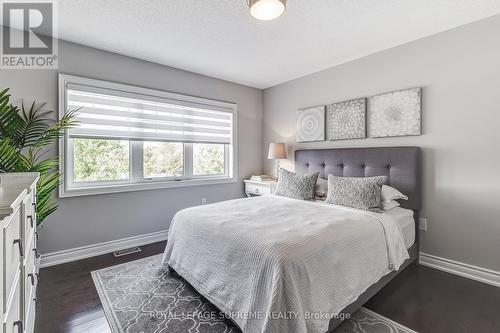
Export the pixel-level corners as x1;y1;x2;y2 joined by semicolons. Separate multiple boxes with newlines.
162;195;409;333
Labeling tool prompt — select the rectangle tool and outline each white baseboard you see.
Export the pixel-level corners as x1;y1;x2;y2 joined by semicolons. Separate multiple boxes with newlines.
40;230;169;268
419;252;500;288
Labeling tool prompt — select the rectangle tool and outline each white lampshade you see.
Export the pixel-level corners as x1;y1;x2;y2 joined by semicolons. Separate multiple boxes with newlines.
248;0;287;21
268;142;287;159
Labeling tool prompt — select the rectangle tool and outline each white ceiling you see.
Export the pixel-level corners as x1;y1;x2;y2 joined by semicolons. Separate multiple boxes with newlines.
56;0;500;89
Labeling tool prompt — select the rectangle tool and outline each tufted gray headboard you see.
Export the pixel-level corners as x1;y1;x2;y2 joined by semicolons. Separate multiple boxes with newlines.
295;147;421;211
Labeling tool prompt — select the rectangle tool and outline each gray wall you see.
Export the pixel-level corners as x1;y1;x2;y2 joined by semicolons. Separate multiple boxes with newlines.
0;40;263;254
262;15;500;272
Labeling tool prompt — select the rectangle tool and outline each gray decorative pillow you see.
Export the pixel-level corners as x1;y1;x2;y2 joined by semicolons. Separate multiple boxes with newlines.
325;175;387;211
274;168;319;200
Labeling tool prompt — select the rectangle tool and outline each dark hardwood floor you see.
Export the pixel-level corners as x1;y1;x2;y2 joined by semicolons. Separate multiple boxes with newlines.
35;242;166;333
35;241;500;333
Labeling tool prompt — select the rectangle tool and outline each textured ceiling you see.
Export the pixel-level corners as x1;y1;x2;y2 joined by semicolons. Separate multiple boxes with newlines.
55;0;500;88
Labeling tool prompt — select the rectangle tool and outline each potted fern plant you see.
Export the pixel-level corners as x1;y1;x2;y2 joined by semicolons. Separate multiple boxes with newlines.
0;88;77;267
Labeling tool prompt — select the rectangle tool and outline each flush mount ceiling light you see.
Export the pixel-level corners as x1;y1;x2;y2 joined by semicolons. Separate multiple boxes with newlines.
248;0;287;21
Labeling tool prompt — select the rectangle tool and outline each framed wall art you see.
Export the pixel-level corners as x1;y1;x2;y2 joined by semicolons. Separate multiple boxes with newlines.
296;106;325;142
326;98;366;141
368;87;422;138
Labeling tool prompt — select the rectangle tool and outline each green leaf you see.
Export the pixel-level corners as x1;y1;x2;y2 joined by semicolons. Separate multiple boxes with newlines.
0;138;27;171
0;90;23;140
16;101;53;148
31;158;59;174
32;108;79;149
35;172;61;225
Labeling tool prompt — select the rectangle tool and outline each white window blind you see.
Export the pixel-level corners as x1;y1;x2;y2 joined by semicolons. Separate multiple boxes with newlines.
67;84;233;144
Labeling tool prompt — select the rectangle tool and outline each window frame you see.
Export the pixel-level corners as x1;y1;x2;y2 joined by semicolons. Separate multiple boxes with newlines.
58;74;238;198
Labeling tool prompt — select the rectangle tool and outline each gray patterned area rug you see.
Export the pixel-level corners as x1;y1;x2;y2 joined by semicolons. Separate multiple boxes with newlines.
92;255;417;333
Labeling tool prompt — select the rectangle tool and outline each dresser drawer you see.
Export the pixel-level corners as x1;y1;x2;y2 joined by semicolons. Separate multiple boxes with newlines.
4;208;22;307
4;275;23;333
22;194;35;246
24;283;36;333
24;239;37;316
25;296;36;333
246;183;271;195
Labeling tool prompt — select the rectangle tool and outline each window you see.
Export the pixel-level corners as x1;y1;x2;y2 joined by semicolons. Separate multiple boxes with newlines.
59;74;237;197
73;138;129;182
193;143;226;176
143;142;183;178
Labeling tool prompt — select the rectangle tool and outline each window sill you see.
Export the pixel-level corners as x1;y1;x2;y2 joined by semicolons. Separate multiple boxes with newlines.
59;177;238;198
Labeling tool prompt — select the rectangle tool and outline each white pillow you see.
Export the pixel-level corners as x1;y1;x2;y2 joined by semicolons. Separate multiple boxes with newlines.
315;178;328;197
381;200;400;211
381;185;408;202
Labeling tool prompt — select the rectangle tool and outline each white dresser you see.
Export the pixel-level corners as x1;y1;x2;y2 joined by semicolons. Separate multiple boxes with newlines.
0;173;39;333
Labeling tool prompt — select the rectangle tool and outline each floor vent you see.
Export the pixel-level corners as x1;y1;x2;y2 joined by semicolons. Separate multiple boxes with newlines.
113;247;142;257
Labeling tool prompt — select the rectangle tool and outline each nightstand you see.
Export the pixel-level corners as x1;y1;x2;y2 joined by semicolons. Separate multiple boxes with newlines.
244;179;277;197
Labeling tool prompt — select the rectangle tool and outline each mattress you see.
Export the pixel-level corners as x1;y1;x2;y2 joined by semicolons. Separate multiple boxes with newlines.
383;207;415;249
312;200;415;249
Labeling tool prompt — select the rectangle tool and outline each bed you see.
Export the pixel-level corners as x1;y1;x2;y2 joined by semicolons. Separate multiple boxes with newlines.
162;146;421;333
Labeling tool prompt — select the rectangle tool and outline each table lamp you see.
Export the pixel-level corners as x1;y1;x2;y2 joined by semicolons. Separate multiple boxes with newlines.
267;142;287;179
